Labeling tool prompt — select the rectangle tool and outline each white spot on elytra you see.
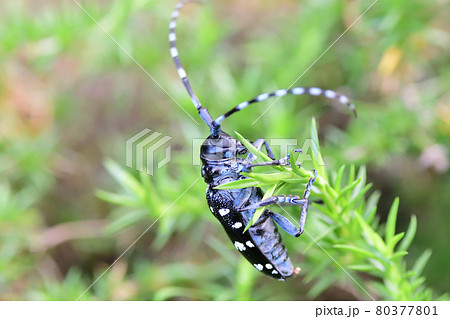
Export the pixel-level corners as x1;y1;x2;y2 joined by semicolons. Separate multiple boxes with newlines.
272;270;278;275
265;263;273;269
246;241;254;247
232;222;242;229
209;206;214;213
254;264;263;271
292;87;305;95
234;241;246;251
309;87;322;96
219;208;230;216
324;90;336;99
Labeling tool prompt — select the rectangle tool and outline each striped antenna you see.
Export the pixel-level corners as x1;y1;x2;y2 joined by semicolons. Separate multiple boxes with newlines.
169;1;216;132
213;87;357;127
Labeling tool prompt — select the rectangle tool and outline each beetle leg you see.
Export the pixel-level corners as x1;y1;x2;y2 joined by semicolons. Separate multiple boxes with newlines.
237;195;307;211
238;170;318;232
239;170;317;213
262;140;276;160
246;138;276;164
233;187;253;208
248;149;302;168
268;211;302;237
296;170;318;233
246;138;302;168
238;195;310;235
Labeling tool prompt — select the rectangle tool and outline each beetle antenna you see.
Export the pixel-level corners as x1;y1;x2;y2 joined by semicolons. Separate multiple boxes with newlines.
213;87;356;127
169;0;218;135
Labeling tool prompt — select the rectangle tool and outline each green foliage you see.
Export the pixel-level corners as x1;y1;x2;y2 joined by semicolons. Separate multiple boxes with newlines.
28;269;93;301
97;158;207;249
0;135;54;298
216;119;444;300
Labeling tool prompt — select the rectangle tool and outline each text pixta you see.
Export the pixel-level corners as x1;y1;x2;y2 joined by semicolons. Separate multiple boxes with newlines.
316;306;360;318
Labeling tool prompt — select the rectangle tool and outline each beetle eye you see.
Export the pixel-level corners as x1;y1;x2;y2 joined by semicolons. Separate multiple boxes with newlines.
236;141;247;155
238;148;248;155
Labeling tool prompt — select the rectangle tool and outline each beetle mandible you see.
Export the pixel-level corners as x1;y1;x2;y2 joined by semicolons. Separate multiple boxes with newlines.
169;0;356;280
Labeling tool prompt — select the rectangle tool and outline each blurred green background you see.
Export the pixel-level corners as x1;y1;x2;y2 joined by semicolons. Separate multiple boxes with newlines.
0;0;449;300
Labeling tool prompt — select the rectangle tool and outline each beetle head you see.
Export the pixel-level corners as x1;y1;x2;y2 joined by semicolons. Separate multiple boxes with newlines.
200;131;247;162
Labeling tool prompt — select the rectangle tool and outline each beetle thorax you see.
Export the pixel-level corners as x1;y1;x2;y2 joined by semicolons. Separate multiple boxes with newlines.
200;131;247;185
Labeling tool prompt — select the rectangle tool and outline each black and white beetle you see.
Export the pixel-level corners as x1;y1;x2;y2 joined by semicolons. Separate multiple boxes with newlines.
169;0;356;280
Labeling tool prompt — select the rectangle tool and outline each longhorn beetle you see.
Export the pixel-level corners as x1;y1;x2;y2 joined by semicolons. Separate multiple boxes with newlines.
169;0;356;280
